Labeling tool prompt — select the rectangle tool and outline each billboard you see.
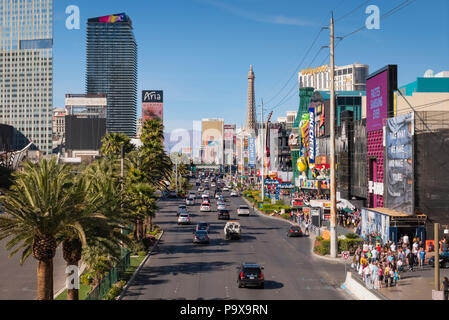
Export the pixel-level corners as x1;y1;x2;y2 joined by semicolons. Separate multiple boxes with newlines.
248;138;256;168
65;116;106;151
201;119;224;164
385;113;414;214
366;70;388;132
142;90;163;122
309;107;316;164
361;208;390;244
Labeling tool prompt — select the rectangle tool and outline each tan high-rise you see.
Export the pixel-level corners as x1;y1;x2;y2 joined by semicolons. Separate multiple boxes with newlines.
246;65;257;133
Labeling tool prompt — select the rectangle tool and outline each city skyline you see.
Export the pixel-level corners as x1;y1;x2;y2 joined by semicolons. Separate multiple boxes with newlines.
52;0;448;132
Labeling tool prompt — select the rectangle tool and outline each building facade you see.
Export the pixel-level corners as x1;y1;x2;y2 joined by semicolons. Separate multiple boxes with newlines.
201;118;224;165
86;13;137;137
0;0;53;154
299;63;369;92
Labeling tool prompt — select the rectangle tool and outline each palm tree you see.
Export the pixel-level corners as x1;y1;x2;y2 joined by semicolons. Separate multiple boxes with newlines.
0;159;85;300
100;132;134;159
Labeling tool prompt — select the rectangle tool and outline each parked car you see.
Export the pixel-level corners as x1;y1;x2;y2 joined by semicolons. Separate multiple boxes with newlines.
237;205;250;216
193;230;210;244
200;203;211;212
237;263;264;289
287;225;303;237
177;205;188;216
178;213;191;225
218;209;230;220
195;222;210;232
429;251;449;268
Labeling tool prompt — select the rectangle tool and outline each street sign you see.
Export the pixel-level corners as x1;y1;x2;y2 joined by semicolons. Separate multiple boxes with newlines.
341;251;350;260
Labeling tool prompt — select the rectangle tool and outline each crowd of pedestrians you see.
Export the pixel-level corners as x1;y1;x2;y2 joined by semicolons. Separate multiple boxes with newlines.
351;234;429;290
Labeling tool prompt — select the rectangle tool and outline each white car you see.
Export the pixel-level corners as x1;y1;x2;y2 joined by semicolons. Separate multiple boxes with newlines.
198;187;204;192
217;204;227;211
230;190;239;197
211;183;216;188
178;213;191;225
215;193;222;199
200;203;211;212
237;205;250;216
186;197;195;206
223;187;229;192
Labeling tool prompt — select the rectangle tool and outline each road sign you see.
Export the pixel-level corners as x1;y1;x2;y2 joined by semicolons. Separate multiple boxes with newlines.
341;251;350;260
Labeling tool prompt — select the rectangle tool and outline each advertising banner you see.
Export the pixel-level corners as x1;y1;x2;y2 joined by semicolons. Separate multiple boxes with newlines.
309;107;316;164
385;113;414;214
248;138;256;168
366;70;388;132
142;90;163;122
361;208;390;244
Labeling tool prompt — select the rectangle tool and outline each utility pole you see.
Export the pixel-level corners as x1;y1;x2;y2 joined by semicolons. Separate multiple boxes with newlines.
329;12;338;258
120;144;125;181
435;223;440;292
261;100;265;201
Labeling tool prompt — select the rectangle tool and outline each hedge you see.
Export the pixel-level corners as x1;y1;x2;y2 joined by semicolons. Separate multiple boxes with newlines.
313;238;364;255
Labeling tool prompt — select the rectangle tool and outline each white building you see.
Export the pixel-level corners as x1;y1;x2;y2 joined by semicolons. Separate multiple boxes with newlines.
299;63;369;92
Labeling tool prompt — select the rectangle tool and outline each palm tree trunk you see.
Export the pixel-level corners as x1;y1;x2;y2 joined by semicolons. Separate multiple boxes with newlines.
37;259;53;300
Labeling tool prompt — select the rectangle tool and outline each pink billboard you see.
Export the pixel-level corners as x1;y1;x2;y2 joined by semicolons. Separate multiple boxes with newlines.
143;103;163;122
366;70;388;132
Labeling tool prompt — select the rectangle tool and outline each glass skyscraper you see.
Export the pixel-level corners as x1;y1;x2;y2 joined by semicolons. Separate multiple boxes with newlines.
86;13;137;137
0;0;53;154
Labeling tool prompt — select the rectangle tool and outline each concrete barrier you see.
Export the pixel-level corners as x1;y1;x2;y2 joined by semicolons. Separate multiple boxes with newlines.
342;272;385;300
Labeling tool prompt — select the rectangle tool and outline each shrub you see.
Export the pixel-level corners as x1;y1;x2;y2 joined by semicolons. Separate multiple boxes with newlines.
138;251;147;257
104;280;127;300
80;273;94;286
345;233;359;239
316;236;324;241
280;213;290;220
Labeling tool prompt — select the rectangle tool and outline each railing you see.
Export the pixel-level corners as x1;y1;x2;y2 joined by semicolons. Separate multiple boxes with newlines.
85;250;131;300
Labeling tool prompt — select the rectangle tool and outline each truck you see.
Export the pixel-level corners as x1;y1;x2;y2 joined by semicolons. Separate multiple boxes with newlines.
224;221;241;240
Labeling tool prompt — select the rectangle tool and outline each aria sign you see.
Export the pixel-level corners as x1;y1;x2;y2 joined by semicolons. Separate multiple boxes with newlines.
142;90;163;103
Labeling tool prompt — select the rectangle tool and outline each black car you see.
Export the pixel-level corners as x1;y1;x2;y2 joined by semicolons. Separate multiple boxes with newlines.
429;251;449;268
193;230;210;244
177;205;188;216
237;263;264;289
218;209;230;220
195;222;210;232
287;225;303;237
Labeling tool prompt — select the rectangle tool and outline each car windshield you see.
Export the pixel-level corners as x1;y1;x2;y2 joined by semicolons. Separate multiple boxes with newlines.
240;206;249;209
180;214;189;217
195;230;207;236
291;226;300;231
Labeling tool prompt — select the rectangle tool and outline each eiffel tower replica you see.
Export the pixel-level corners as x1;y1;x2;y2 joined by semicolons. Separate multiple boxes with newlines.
245;65;257;136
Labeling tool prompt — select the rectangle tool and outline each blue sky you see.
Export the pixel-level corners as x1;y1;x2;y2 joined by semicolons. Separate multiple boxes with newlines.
53;0;449;132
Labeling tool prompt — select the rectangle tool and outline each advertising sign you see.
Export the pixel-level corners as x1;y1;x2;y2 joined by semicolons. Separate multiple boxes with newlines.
366;70;388;132
309;107;316;164
361;208;390;244
385;113;414;214
248;138;256;167
142;90;163;122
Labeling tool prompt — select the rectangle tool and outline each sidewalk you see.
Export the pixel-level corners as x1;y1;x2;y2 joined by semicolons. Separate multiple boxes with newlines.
243;197;449;300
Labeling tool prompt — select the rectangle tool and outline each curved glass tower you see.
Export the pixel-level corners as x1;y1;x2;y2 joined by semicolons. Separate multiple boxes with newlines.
86;13;137;137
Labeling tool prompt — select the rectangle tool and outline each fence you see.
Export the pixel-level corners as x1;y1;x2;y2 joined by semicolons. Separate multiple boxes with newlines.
85;250;131;300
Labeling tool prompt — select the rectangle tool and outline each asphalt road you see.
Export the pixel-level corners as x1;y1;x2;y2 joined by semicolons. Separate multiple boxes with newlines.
123;186;350;300
0;237;67;300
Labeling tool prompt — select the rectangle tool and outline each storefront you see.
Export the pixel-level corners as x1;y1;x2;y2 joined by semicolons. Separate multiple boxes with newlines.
309;199;331;227
361;207;427;244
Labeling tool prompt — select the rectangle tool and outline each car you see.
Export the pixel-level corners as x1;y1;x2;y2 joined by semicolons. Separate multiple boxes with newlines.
223;187;229;192
193;230;210;244
217;203;227;211
168;190;177;198
198;186;204;192
215;193;222;199
217;200;226;206
287;225;303;237
211;183;216;188
178;213;191;225
177;205;188;216
189;192;197;199
200;203;211;212
230;190;239;197
237;205;250;216
195;221;210;232
218;209;230;220
237;263;264;289
186;197;195;206
429;251;449;268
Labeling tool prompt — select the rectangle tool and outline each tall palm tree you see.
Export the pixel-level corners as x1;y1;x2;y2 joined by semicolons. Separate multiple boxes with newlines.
0;159;85;300
100;132;134;159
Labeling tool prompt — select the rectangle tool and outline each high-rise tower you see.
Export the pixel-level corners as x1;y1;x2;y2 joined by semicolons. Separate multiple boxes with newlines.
0;0;54;154
245;65;257;134
86;13;137;137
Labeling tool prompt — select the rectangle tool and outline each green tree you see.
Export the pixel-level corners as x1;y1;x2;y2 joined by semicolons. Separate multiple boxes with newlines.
0;159;85;300
100;132;134;159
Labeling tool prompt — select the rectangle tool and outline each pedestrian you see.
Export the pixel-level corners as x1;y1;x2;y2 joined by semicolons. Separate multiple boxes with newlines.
371;262;379;289
371;247;378;263
407;250;415;272
378;264;384;289
397;258;404;272
355;246;362;270
441;277;449;301
384;264;390;287
393;269;400;287
418;248;426;268
304;219;310;236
